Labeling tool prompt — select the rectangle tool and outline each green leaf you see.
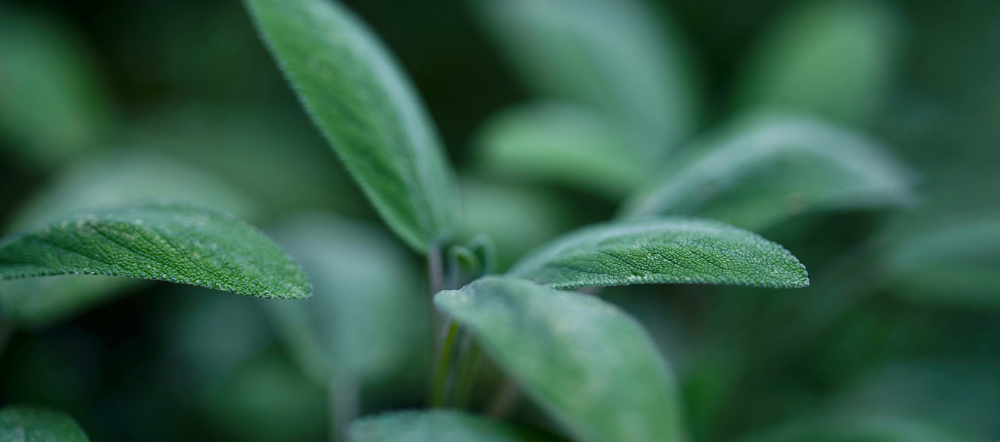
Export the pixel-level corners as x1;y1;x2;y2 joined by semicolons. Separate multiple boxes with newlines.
265;213;426;385
737;414;976;442
435;277;684;442
734;0;905;125
0;153;262;328
620;113;915;231
0;406;89;442
244;0;461;252
0;7;116;170
882;217;1000;306
476;103;652;198
350;411;559;442
0;202;311;299
508;217;809;289
474;0;701;161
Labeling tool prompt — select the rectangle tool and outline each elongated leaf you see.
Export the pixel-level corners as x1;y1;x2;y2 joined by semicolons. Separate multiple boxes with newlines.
734;0;905;125
737;414;976;442
351;411;559;442
0;406;89;442
475;0;700;161
245;0;460;252
508;217;808;289
0;153;261;327
882;217;1000;306
620;114;915;231
0;8;115;170
0;202;310;299
265;213;426;385
436;277;684;442
476;103;652;198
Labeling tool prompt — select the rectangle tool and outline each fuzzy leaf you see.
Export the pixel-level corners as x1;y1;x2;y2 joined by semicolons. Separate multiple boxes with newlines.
0;202;310;299
350;411;558;442
474;0;700;161
0;150;261;327
620;114;914;231
245;0;460;252
508;217;808;289
0;406;89;442
737;414;977;442
734;0;905;125
476;103;652;198
436;277;684;442
265;213;426;385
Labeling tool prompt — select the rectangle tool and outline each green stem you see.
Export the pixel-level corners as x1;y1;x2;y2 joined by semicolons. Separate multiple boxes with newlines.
452;334;482;408
329;374;358;442
430;319;460;407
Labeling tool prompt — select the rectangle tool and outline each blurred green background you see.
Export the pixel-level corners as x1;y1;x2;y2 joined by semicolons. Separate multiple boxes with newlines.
0;0;997;441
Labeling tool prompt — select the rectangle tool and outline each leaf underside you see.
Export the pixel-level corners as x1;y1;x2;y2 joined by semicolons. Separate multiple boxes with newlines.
244;0;460;252
620;114;914;231
0;406;90;442
508;217;809;289
0;202;311;299
350;410;557;442
436;277;685;442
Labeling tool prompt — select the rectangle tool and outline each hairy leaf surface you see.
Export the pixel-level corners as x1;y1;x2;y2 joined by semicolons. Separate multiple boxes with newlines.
734;0;904;125
350;411;557;442
0;202;310;299
0;406;89;442
475;0;700;161
620;114;914;231
508;218;808;289
436;277;684;442
476;103;651;198
245;0;460;252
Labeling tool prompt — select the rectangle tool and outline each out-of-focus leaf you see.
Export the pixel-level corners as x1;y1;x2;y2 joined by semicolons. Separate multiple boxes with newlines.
734;0;905;125
882;217;1000;306
350;411;559;442
0;406;89;442
620;114;915;231
737;414;976;442
436;277;685;442
476;103;652;199
509;217;809;289
475;0;700;161
0;8;115;170
266;213;426;385
0;150;261;328
204;348;327;442
461;179;571;271
245;0;461;252
129;106;363;217
0;202;311;300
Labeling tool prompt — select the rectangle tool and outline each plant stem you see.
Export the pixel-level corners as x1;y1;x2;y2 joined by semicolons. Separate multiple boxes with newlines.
329;374;359;442
452;333;482;408
430;319;460;407
486;377;520;418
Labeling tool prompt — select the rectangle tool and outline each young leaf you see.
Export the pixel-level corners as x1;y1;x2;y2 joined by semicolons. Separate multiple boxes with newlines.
474;0;701;161
736;414;976;442
435;277;685;442
0;202;310;299
508;217;809;289
350;410;559;442
733;0;905;125
882;217;1000;306
0;150;262;328
620;114;915;231
475;102;652;199
244;0;461;252
0;7;116;170
0;406;89;442
265;213;426;385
